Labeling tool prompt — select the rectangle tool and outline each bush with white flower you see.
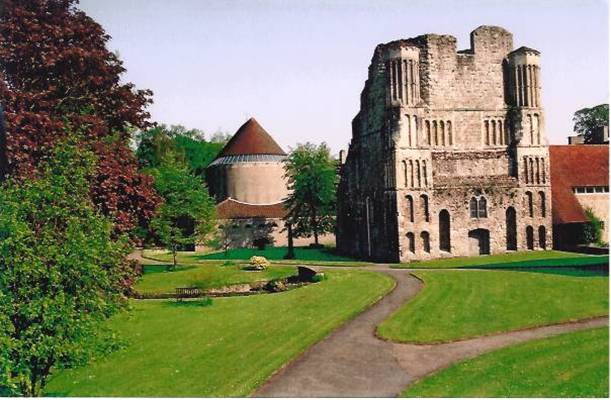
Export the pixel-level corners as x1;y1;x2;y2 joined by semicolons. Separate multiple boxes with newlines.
249;256;270;271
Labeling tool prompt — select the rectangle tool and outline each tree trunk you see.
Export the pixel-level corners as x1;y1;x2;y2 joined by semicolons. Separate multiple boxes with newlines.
0;105;8;182
286;223;295;259
172;245;177;270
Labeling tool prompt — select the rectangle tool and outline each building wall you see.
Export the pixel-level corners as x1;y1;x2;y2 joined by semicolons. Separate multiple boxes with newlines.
214;218;335;249
575;193;609;242
208;161;289;205
337;26;553;262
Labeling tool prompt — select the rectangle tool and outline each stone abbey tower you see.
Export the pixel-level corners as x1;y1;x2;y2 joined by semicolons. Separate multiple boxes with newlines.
336;26;552;262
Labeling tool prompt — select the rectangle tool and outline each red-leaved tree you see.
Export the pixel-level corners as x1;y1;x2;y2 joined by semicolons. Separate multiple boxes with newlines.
0;0;160;237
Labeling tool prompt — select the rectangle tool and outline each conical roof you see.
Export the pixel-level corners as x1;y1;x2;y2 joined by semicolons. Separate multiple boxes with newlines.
218;118;286;157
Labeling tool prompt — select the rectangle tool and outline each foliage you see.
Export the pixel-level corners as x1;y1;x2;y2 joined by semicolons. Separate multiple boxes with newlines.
44;270;394;397
149;159;216;269
572;104;609;143
283;143;338;245
0;138;131;396
377;270;608;343
403;328;608;397
0;0;160;237
248;256;270;271
583;208;605;246
135;124;227;178
311;273;326;283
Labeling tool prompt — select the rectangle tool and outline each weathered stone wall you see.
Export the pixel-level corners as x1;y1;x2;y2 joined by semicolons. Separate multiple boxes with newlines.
337;25;553;262
215;218;335;249
208;161;289;204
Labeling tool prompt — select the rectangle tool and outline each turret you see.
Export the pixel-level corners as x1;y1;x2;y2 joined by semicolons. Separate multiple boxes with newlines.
385;45;421;107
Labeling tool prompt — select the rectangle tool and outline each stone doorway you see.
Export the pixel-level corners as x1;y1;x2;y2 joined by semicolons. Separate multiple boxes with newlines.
468;229;490;255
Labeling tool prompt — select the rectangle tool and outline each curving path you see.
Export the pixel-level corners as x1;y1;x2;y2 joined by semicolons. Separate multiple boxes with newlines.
255;266;609;398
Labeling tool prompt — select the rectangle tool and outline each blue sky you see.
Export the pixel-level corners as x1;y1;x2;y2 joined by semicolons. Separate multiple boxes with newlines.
80;0;608;153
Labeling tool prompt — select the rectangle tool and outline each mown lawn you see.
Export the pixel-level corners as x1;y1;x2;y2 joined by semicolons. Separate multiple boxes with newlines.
134;263;296;294
397;250;605;269
45;269;394;397
403;327;609;397
378;269;608;343
144;246;370;267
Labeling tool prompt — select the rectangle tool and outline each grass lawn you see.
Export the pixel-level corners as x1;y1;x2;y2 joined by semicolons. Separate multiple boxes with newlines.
378;269;608;343
397;250;606;269
45;269;394;397
144;246;370;267
134;263;297;294
403;327;609;397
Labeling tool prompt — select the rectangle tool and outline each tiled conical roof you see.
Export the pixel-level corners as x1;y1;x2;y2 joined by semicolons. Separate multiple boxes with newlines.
218;118;286;157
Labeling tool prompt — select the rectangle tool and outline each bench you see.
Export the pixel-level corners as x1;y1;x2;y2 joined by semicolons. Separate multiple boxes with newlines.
175;287;201;301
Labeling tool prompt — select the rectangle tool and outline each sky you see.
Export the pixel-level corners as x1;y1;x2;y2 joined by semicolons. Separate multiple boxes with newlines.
79;0;609;153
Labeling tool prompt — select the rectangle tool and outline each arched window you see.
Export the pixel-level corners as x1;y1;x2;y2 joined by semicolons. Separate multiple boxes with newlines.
529;158;534;184
422;161;428;187
526;226;534;250
478;197;488;218
492;120;497;145
539;191;546;217
402;160;408;187
526;191;534;217
433;120;438;146
484;120;490;145
425;120;431;145
535;158;541;184
409;160;414;188
439;210;451;252
406;195;414;222
421;231;430;253
498;120;504;145
440;120;446;146
406;114;412;147
412;115;418;146
447;121;453;145
407;232;415;253
415;160;421;188
470;197;478;218
420;194;429;222
470;197;487;219
538;226;546;249
506;207;517;250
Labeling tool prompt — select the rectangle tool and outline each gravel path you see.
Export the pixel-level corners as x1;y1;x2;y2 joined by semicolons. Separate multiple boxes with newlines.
255;266;609;398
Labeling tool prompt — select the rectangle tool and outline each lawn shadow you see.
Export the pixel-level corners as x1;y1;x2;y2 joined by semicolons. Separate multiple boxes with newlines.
472;266;608;277
162;298;214;308
142;264;198;274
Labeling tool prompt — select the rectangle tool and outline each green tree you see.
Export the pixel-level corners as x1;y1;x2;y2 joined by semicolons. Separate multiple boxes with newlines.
135;125;227;178
283;143;338;246
149;157;217;269
0;137;131;396
573;104;609;143
582;208;605;246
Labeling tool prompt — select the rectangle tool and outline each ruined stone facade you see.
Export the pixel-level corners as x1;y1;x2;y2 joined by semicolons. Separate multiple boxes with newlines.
337;26;553;262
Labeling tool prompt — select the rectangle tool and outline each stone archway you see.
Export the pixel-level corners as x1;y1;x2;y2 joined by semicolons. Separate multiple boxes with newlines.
468;229;490;255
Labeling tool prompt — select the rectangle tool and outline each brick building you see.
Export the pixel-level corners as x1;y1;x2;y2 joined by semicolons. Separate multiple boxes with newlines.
549;145;609;248
337;26;552;262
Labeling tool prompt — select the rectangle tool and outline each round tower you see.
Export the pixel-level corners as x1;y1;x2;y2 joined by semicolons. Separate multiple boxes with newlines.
207;118;288;205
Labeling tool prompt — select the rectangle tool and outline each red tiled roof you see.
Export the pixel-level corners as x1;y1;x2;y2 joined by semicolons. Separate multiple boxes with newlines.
216;198;287;219
218;118;286;157
549;145;609;225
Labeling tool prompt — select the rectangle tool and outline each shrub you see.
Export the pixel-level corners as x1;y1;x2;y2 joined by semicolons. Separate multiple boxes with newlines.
249;256;270;270
311;273;326;283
